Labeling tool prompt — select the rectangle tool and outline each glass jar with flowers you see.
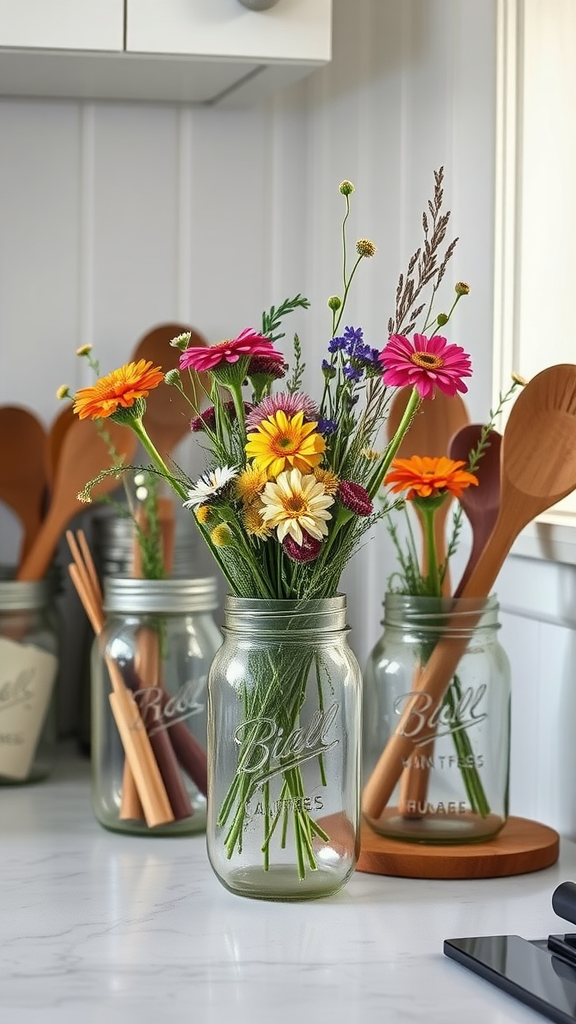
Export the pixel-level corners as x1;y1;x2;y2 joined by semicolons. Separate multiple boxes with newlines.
66;168;474;899
362;411;516;844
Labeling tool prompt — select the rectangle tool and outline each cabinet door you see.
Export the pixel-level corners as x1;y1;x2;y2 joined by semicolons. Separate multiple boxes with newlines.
0;0;124;51
127;0;332;63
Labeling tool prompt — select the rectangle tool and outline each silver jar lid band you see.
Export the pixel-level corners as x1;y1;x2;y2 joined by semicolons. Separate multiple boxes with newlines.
103;576;219;614
0;578;51;610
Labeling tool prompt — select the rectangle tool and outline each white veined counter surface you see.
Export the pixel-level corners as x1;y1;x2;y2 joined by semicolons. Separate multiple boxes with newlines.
1;748;574;1024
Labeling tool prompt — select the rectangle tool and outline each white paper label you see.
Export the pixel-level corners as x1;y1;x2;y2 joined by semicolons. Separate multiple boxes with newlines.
0;636;58;780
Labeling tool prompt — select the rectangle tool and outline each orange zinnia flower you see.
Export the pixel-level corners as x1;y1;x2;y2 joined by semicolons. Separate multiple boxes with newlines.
73;360;164;420
384;455;478;500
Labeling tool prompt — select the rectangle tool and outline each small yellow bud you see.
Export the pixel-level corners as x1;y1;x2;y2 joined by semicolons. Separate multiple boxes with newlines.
455;281;470;296
356;238;377;258
196;505;210;524
210;523;233;547
339;180;355;196
56;384;71;401
76;344;92;356
512;372;528;387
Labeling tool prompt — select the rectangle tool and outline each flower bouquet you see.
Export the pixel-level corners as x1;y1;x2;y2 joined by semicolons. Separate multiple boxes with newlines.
70;168;473;893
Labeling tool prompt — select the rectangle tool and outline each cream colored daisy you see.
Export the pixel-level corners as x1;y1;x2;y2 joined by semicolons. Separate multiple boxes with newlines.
259;468;334;545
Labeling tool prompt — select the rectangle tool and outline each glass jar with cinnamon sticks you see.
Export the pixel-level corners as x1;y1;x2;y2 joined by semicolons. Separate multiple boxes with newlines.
90;576;221;835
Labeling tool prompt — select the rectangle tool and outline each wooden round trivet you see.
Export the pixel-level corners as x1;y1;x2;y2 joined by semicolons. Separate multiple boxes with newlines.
356;816;559;879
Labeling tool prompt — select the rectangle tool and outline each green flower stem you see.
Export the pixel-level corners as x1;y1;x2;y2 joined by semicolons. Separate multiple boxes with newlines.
444;675;491;817
129;417;189;502
367;386;421;498
418;503;440;595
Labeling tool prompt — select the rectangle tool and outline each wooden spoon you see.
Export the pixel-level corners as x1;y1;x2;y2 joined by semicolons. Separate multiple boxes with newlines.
387;388;470;592
17;418;137;581
364;363;576;820
0;406;48;563
449;425;502;598
131;323;210;457
46;402;76;491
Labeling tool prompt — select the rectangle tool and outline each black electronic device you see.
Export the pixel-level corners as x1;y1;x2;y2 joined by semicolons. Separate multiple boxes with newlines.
444;882;576;1024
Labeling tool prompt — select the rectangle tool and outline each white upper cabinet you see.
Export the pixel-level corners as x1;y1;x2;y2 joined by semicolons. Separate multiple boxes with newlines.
0;0;332;106
0;0;124;51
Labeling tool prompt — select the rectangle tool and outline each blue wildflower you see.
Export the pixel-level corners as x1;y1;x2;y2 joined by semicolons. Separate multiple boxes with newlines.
317;418;338;436
343;365;362;382
328;335;347;353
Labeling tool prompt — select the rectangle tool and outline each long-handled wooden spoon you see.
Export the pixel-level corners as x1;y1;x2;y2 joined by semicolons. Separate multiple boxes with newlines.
131;323;210;457
387;388;470;593
450;424;502;597
364;363;576;821
17;418;137;581
0;406;48;563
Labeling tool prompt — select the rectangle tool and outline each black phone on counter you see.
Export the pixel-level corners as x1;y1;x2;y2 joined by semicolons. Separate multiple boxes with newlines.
444;882;576;1024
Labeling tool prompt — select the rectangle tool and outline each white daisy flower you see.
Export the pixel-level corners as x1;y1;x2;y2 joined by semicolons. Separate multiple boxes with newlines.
183;465;238;509
259;468;334;545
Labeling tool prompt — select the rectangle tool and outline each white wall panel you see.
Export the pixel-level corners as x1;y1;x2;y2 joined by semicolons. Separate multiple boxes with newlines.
4;0;571;841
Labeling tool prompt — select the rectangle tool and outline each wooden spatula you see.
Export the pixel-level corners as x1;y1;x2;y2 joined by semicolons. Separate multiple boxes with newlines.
0;405;48;563
364;363;576;820
450;425;502;598
17;418;137;581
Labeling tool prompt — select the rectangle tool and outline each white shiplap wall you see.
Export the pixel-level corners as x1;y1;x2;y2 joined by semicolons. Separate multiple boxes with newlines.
3;0;573;836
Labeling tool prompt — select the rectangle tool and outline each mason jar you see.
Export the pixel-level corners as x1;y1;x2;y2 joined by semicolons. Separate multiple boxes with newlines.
0;578;59;784
362;593;511;843
206;595;362;901
91;576;221;835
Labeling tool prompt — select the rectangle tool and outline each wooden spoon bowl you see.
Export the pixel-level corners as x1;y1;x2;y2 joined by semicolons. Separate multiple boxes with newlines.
132;323;210;457
0;406;48;563
17;418;138;581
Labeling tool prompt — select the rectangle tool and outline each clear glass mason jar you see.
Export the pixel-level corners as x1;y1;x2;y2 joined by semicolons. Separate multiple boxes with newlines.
0;578;59;784
362;593;511;843
91;576;221;835
206;595;362;901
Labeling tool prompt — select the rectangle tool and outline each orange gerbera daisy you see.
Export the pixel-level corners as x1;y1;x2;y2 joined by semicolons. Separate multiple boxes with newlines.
73;360;164;420
384;455;478;500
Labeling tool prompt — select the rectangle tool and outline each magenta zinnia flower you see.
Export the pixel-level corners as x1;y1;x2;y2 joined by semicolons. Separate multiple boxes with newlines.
337;480;373;516
282;531;323;563
179;328;282;374
379;333;472;399
246;391;318;432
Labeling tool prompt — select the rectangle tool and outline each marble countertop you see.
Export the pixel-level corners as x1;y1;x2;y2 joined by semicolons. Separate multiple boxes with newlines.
2;749;575;1024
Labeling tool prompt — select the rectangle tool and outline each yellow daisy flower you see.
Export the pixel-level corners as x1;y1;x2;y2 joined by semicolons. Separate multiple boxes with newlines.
245;410;325;478
259;468;334;545
210;524;233;547
243;500;273;539
235;465;268;504
313;467;340;495
195;505;210;524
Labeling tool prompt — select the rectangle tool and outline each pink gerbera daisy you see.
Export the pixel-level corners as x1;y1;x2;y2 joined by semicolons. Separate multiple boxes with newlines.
179;328;282;374
379;333;472;400
246;391;319;431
